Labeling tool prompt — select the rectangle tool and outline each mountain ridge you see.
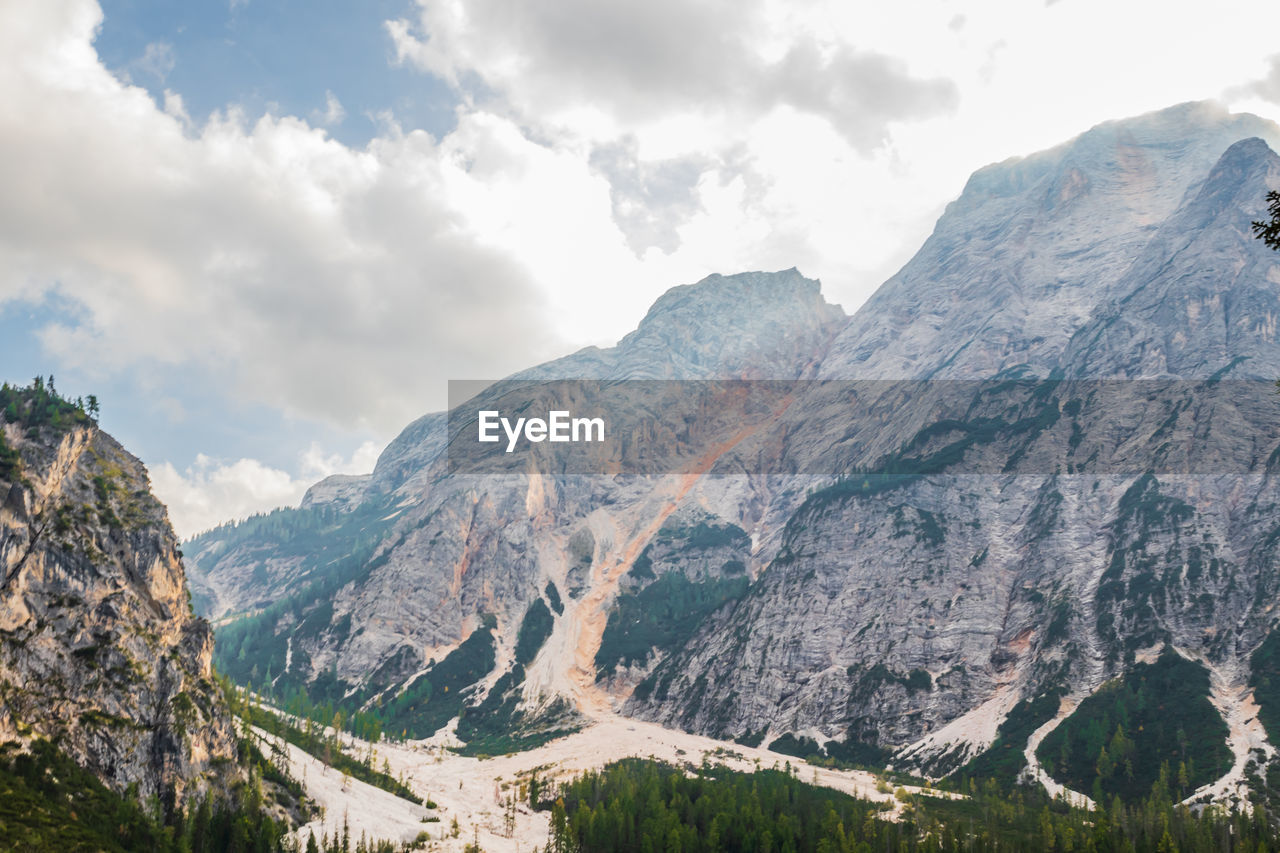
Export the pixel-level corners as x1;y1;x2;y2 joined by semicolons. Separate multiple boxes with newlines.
188;101;1280;810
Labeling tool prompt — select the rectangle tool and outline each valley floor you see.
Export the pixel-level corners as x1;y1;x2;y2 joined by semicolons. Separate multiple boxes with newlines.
255;668;1278;850
260;712;931;851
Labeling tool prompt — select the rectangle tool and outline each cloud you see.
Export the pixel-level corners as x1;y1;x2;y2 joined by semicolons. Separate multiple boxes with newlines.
313;90;345;126
150;439;381;538
127;41;175;83
0;0;569;436
388;0;958;153
763;41;958;152
588;139;709;255
150;455;305;539
1241;55;1280;104
380;0;962;309
300;439;381;481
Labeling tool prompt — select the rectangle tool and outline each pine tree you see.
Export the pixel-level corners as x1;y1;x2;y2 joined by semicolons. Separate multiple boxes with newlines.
1254;190;1280;250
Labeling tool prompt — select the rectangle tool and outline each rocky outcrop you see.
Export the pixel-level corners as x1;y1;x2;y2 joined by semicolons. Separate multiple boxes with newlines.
300;473;372;512
0;405;238;808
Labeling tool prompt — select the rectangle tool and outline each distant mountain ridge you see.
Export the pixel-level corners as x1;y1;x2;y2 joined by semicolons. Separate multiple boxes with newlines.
188;101;1280;807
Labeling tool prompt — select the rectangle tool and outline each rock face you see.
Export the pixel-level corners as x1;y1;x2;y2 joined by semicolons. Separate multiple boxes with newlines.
625;129;1280;759
0;401;237;807
1063;135;1280;378
189;102;1280;790
821;101;1280;379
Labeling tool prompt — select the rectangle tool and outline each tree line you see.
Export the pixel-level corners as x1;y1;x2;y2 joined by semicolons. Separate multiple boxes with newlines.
543;757;1280;852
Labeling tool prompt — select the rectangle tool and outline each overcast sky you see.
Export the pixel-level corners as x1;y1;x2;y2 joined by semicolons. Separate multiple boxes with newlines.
3;0;1280;537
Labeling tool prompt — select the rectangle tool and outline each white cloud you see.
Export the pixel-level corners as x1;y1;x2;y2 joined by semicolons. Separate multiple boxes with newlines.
385;0;1280;312
588;139;710;255
300;439;381;481
150;455;305;539
1228;54;1280;106
130;41;174;83
313;90;345;127
387;0;958;152
0;0;567;436
150;439;381;538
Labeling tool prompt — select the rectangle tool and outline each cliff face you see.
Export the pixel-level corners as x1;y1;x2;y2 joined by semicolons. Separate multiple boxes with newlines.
191;103;1280;798
625;134;1280;756
0;394;237;807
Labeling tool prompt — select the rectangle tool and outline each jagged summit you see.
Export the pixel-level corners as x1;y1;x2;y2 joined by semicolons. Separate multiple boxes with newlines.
1063;135;1280;378
356;269;846;498
626;268;832;340
610;268;845;379
520;267;847;381
820;101;1280;380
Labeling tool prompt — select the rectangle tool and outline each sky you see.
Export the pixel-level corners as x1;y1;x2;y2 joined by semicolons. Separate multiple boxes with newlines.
3;0;1280;538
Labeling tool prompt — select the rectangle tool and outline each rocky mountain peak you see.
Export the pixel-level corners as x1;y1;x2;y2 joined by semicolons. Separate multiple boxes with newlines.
627;268;834;338
300;472;374;511
1061;135;1280;378
1194;135;1278;208
354;268;847;499
564;268;847;380
820;102;1280;380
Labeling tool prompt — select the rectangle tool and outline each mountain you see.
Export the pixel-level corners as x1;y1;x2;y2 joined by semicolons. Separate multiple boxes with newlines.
0;381;239;809
189;102;1280;807
187;269;845;623
1063;134;1280;378
628;123;1280;769
822;101;1279;379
